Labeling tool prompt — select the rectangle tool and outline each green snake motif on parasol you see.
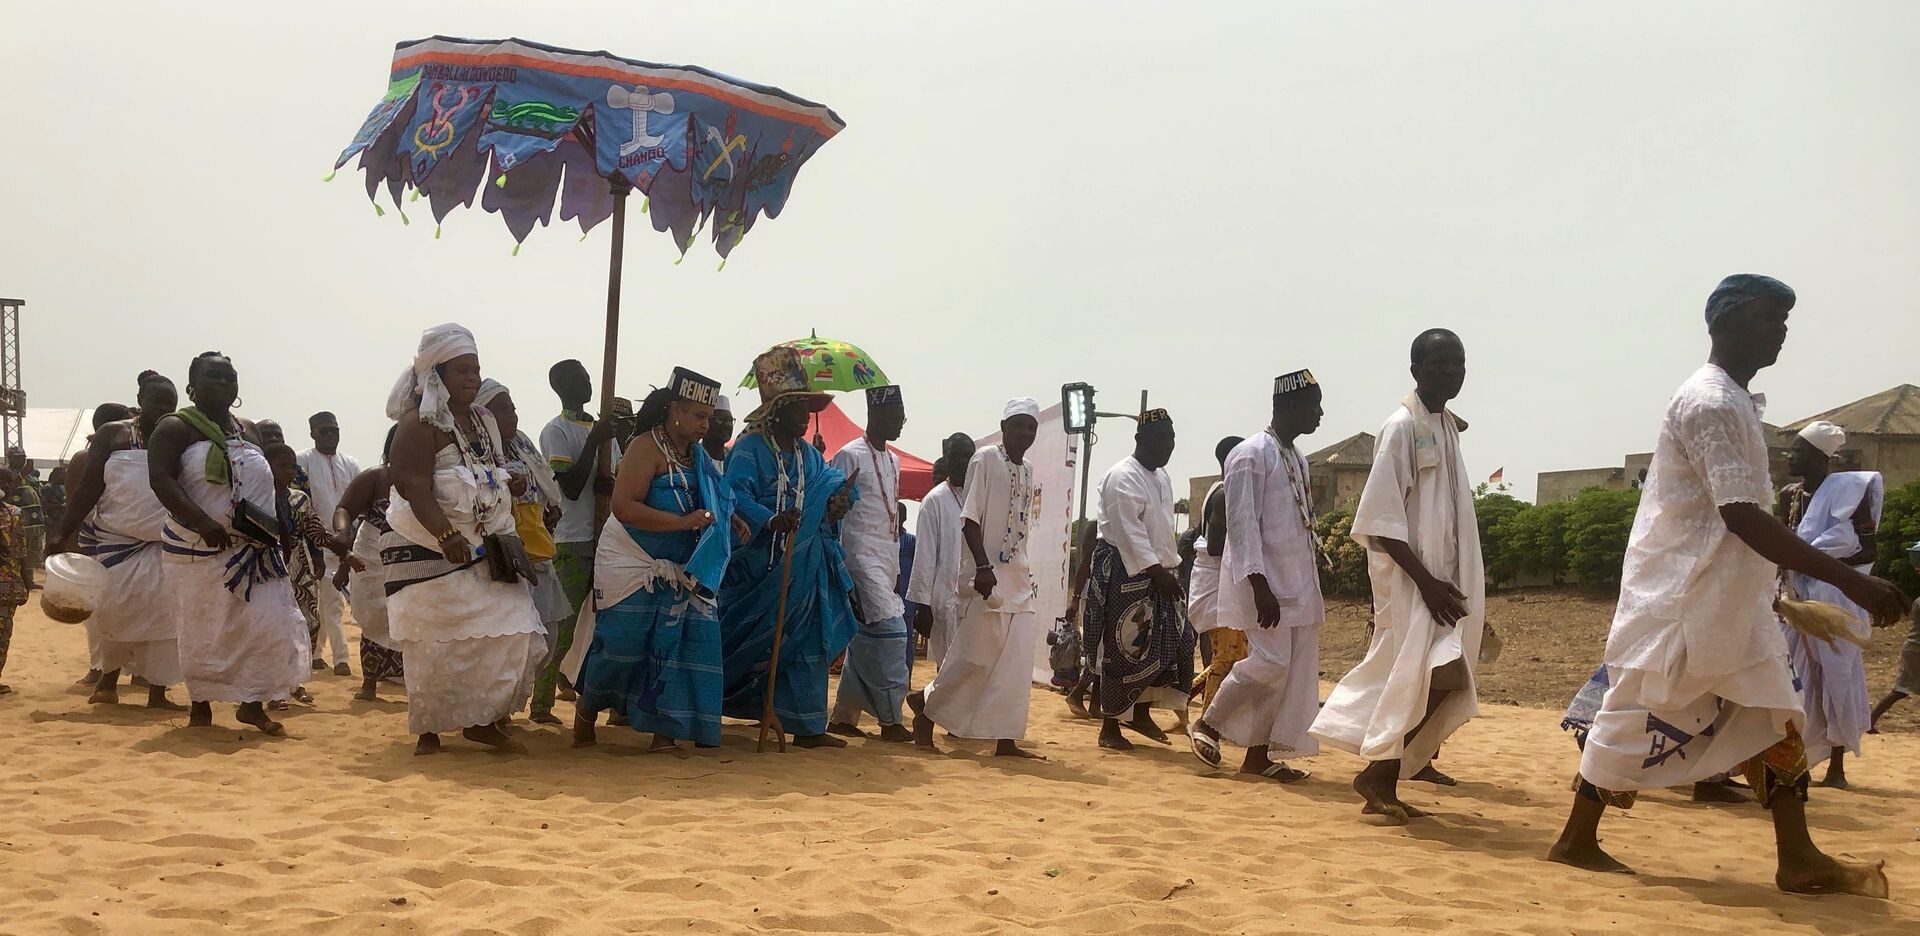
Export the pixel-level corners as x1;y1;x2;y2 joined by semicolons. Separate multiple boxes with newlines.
489;100;583;134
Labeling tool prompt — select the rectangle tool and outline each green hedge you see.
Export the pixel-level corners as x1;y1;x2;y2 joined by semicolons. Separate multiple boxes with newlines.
1479;486;1639;590
1876;478;1920;596
1309;478;1920;598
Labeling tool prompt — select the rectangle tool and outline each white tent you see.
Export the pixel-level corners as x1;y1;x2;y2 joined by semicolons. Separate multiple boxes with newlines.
20;407;97;468
978;402;1079;686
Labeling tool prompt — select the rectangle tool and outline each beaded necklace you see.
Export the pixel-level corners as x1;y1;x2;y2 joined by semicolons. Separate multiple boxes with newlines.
653;426;694;515
449;404;503;531
998;448;1033;564
769;433;807;559
1268;426;1330;571
864;438;897;541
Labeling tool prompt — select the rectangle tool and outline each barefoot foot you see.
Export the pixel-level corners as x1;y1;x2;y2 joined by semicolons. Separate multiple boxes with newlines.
1412;765;1457;786
234;703;286;737
1776;854;1887;898
462;724;528;754
1692;780;1752;805
1548;839;1635;874
792;733;848;749
648;735;692;758
1124;717;1170;745
147;688;186;711
572;711;598;749
1354;770;1424;824
877;723;913;743
995;740;1046;760
415;733;442;756
88;688;119;706
826;722;869;739
908;693;940;751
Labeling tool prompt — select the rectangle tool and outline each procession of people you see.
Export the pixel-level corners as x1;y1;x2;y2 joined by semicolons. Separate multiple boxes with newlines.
3;274;1914;901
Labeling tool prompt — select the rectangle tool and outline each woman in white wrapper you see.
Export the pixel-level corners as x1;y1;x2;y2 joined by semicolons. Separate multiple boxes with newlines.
383;323;544;756
333;426;405;703
476;378;572;726
49;372;186;710
147;353;310;736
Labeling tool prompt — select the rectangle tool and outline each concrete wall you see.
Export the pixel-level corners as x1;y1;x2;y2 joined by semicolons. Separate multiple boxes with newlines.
1189;474;1220;533
1320;466;1368;514
1862;437;1920;489
1536;467;1626;504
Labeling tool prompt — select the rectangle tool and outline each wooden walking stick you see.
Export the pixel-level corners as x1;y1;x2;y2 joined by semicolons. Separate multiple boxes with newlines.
757;530;799;753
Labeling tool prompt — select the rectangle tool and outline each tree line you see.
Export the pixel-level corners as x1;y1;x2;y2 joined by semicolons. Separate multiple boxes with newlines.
1313;478;1920;599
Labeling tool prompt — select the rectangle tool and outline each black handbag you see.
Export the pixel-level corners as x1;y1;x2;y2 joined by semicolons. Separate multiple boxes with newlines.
231;499;283;549
482;533;538;584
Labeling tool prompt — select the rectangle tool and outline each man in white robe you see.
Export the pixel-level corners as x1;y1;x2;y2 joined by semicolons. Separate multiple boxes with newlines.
298;411;362;676
1549;274;1905;898
910;399;1047;759
1194;370;1324;781
1083;409;1193;750
909;434;976;669
1311;331;1484;823
827;385;915;741
1777;420;1882;788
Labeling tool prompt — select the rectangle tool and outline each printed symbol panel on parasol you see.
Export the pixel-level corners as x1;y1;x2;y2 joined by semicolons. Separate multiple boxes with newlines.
333;36;844;258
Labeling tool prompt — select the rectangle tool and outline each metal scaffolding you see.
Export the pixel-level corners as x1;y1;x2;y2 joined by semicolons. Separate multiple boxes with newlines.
0;298;22;452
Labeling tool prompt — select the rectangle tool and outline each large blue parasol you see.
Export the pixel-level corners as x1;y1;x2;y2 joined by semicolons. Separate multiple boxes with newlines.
333;36;844;259
332;36;844;523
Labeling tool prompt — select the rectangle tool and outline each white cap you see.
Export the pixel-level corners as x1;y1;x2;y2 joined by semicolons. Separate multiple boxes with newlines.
1798;420;1846;457
1002;397;1041;421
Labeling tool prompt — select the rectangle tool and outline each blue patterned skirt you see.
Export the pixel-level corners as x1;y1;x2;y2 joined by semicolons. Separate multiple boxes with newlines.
577;583;722;746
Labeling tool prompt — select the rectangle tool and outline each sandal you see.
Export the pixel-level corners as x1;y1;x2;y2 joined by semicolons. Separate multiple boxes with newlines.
1190;730;1223;769
1257;763;1309;783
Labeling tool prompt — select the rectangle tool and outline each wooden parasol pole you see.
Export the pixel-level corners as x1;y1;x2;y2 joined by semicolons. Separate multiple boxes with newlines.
594;179;630;533
756;532;798;753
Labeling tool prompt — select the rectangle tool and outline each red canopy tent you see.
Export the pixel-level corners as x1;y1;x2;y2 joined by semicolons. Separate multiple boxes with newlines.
811;400;936;500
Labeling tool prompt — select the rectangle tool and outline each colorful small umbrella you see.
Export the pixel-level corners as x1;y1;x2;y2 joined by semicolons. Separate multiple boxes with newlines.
740;332;889;393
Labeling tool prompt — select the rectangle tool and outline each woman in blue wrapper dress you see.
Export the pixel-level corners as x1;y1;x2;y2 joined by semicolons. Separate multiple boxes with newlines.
572;368;740;756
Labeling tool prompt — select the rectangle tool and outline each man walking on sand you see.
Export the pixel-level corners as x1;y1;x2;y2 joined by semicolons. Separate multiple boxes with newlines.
1192;370;1325;783
1310;329;1483;823
1547;274;1906;898
909;399;1048;760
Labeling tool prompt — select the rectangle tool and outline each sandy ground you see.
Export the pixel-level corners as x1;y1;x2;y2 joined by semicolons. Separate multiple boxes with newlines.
1;594;1917;936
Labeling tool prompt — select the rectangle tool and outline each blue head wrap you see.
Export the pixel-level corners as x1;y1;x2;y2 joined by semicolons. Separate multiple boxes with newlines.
1705;274;1795;328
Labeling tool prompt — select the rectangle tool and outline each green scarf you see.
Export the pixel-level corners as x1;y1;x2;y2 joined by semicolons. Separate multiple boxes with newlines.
175;406;234;487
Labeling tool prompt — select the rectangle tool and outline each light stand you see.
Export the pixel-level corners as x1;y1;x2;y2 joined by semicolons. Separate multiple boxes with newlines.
1060;382;1137;579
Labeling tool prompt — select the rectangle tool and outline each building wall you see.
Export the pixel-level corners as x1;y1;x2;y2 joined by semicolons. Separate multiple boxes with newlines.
1189;474;1220;533
1193;464;1369;523
1861;437;1920;489
1536;467;1627;504
1326;466;1368;514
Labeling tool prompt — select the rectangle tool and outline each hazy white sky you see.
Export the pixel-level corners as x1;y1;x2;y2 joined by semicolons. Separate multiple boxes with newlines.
3;1;1915;500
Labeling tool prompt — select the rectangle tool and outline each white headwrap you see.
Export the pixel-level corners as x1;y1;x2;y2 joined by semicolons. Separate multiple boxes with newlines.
1798;420;1846;457
471;377;564;507
1002;397;1041;421
475;378;509;408
387;323;478;431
